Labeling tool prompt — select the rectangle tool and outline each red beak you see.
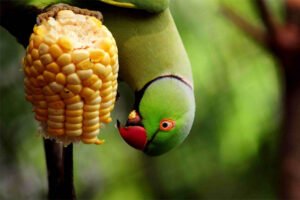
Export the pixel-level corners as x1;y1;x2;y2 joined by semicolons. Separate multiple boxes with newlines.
117;110;147;150
117;122;147;150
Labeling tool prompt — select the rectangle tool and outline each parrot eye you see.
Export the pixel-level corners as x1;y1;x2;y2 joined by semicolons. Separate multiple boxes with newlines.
160;119;175;131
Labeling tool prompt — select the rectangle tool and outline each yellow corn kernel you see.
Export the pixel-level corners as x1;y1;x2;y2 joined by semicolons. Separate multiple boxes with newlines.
28;41;34;52
66;129;82;136
45;95;61;102
83;104;100;112
64;95;81;104
102;93;113;102
82;129;100;138
35;115;47;122
66;109;83;117
101;117;112;124
26;54;33;65
77;69;93;80
65;123;82;130
33;35;43;48
101;53;111;66
56;73;66;85
40;54;53;65
83;117;99;126
72;50;89;63
67;84;82;94
57;53;71;66
97;38;112;52
31;49;39;60
62;63;76;75
38;101;47;108
93;63;109;78
90;79;102;90
85;91;100;101
86;96;101;105
38;43;49;55
60;89;75;99
67;73;81;84
101;100;113;109
33;60;44;73
48;108;64;115
109;46;117;57
81;137;104;145
58;36;73;51
100;112;111;119
48;120;64;129
89;49;105;62
77;58;93;70
49;44;63;59
104;72;114;82
29;77;39;87
47;128;64;136
48;115;65;123
32;87;43;94
24;67;31;77
49;82;64;93
66;101;83;110
42;85;55;95
100;107;110;115
83;111;99;119
83;123;100;133
66;116;83;124
44;34;57;45
101;81;112;89
33;94;44;101
82;74;99;86
35;108;48;117
30;66;39;77
101;86;113;96
34;25;46;35
80;87;94;98
43;71;56;82
48;100;65;109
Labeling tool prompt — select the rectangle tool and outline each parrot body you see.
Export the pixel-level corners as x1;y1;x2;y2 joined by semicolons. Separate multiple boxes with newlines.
99;5;195;155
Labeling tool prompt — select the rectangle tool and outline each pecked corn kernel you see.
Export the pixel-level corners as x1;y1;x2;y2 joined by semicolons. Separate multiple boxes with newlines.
22;8;118;146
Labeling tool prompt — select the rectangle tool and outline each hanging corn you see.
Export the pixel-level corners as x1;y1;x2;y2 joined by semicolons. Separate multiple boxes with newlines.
22;4;118;146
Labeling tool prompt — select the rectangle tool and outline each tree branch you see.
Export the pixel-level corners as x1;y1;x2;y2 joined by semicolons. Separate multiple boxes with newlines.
255;0;277;35
221;4;268;46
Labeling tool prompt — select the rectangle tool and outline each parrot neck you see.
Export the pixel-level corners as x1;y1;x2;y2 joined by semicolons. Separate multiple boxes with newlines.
133;75;193;113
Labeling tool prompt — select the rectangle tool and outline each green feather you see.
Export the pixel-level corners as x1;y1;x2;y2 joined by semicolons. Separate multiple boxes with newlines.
99;0;169;13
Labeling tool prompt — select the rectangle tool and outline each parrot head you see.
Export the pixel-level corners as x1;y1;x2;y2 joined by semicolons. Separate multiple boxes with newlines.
117;76;195;156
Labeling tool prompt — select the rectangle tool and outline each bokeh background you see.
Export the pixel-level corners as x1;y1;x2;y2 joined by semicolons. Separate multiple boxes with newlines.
0;0;283;199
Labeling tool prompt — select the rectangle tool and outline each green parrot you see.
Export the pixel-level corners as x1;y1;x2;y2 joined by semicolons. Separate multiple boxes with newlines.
97;2;196;156
0;0;195;156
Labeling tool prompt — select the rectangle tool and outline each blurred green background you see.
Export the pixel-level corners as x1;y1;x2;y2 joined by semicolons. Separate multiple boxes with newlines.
0;0;283;199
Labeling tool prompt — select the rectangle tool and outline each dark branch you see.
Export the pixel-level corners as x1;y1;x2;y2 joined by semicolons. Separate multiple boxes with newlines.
221;4;268;46
255;0;277;35
285;0;300;25
44;139;76;199
63;144;76;200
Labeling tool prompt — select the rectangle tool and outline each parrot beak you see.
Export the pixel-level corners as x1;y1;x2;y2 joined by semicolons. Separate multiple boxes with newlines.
117;110;147;150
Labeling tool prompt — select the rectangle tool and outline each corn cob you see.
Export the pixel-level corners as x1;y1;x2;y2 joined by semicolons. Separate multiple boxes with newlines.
22;6;119;146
